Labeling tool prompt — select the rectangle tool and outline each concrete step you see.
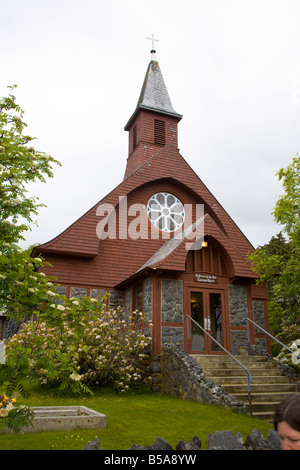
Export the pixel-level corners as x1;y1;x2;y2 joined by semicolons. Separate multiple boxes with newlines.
248;401;283;413
209;375;289;385
190;354;299;420
192;354;277;369
205;368;282;377
235;391;299;421
221;383;297;394
192;354;267;363
233;390;299;404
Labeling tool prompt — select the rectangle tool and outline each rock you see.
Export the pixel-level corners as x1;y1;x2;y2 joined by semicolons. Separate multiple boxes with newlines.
265;429;282;450
127;444;151;450
149;436;173;450
176;436;201;450
121;429;283;451
150;362;161;373
207;431;245;450
82;438;102;450
244;429;270;450
127;436;173;451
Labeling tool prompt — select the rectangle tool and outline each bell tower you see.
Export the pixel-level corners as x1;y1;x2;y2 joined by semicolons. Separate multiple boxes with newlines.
123;43;182;180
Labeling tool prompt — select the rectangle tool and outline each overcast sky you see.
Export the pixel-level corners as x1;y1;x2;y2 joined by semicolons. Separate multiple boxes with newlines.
1;0;300;250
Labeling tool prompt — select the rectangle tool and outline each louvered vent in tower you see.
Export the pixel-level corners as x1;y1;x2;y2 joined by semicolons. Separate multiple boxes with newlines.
154;119;165;146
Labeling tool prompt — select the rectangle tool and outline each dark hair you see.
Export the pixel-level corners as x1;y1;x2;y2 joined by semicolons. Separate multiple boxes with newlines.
274;393;300;432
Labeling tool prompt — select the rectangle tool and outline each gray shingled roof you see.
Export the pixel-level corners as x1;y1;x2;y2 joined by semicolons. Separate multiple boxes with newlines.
137;216;205;273
137;59;181;117
125;56;182;129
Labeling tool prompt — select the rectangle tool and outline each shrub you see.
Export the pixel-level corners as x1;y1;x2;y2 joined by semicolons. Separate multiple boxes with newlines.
275;338;300;374
1;295;151;395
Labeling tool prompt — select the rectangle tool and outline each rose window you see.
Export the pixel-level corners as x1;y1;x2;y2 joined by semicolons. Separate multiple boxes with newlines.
147;192;185;232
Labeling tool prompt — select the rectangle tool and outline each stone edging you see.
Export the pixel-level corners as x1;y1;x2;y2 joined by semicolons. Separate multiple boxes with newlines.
83;428;282;450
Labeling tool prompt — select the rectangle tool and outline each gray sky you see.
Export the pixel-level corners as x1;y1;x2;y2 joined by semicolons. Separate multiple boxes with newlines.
1;0;300;250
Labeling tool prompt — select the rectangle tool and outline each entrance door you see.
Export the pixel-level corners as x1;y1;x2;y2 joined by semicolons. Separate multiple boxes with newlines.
189;290;225;353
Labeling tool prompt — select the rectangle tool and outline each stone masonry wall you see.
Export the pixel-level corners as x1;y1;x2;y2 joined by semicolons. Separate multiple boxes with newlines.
158;344;246;413
143;278;152;321
161;279;184;349
161;279;183;323
228;285;247;326
228;285;268;355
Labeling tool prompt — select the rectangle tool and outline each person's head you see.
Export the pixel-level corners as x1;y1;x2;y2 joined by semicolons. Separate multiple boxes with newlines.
274;393;300;450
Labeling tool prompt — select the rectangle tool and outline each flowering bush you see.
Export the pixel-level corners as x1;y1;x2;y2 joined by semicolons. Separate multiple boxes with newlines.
276;322;300;346
0;395;33;433
275;339;300;372
2;295;152;394
0;86;61;321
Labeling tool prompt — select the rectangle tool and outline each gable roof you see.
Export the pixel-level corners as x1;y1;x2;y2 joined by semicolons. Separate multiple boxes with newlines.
32;143;255;282
116;213;257;287
31;51;258;289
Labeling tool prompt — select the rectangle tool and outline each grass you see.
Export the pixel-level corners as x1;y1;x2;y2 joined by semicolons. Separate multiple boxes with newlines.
0;386;273;450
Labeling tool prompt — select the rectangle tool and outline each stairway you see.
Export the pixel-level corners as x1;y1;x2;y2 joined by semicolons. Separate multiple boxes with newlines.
192;354;299;421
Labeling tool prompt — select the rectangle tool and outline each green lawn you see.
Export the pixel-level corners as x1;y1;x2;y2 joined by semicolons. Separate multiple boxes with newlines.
0;386;273;450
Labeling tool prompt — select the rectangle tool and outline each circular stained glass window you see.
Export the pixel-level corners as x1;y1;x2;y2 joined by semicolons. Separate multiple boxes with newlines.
147;192;185;232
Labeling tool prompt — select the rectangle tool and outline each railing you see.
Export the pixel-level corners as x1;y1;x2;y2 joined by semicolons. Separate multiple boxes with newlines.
243;318;300;361
184;315;253;416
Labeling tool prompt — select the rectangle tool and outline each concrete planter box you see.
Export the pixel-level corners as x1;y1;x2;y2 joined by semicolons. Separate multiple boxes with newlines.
1;406;107;434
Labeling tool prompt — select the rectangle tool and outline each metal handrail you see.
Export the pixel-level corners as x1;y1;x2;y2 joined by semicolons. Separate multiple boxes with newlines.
243;318;300;361
184;315;253;416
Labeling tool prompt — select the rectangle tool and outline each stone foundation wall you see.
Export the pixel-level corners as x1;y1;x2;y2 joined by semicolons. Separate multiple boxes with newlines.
230;330;249;355
161;279;183;323
156;344;246;413
228;285;268;355
228;285;247;326
161;327;184;349
161;279;184;349
143;278;152;320
253;301;266;330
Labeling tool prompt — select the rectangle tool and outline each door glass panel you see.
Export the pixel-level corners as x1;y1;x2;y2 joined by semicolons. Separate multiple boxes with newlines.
210;293;223;351
190;292;204;351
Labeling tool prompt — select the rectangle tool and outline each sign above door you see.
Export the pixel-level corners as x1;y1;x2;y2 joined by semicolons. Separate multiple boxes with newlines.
194;273;218;284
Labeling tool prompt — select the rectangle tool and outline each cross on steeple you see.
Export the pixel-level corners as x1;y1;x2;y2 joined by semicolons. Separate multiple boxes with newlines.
147;34;159;52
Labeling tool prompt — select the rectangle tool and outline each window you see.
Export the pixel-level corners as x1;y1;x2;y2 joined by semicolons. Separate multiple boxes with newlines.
147;192;185;232
154;119;165;146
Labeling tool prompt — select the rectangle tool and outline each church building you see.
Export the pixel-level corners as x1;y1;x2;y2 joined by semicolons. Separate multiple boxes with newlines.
32;47;270;357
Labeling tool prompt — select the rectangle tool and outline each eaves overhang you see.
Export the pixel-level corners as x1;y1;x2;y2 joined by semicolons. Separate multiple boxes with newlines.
124;105;182;131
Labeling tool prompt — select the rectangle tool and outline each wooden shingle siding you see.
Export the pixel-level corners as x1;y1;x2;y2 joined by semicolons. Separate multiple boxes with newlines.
34;145;256;288
32;57;256;292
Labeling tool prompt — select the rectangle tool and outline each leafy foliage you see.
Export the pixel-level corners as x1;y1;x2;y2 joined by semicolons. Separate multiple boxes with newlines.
0;394;34;433
0;85;61;320
248;155;300;348
0;86;151;401
1;295;151;395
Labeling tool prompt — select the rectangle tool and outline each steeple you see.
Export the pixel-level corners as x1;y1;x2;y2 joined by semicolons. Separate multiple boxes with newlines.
124;46;182;180
125;50;182;131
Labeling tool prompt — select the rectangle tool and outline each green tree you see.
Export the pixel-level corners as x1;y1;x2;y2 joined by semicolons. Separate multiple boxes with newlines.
0;85;61;320
0;87;151;400
249;155;300;346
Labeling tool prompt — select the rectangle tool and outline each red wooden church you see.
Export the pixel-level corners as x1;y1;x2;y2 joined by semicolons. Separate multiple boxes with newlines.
32;48;270;357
